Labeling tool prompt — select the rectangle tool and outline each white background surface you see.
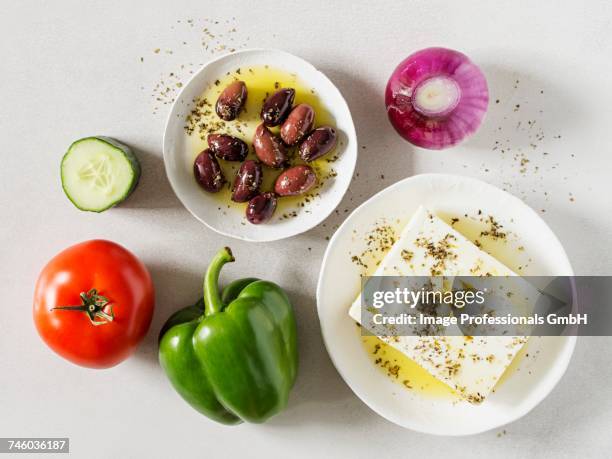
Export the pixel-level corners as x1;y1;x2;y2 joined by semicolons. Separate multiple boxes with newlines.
1;1;611;458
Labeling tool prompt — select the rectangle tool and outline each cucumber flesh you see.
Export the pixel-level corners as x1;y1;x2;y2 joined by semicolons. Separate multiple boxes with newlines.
61;136;140;212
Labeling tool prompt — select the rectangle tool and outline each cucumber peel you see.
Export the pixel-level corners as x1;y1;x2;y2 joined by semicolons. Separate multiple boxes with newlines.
61;136;141;212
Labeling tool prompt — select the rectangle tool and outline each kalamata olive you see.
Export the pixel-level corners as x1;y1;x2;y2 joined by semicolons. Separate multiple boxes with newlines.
246;192;277;224
232;160;262;202
253;124;288;168
193;149;225;192
261;88;295;126
274;165;317;197
280;103;315;145
299;126;338;162
207;134;248;161
215;80;247;121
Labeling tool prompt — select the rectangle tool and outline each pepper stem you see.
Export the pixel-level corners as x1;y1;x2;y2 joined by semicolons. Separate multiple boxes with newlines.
204;247;235;316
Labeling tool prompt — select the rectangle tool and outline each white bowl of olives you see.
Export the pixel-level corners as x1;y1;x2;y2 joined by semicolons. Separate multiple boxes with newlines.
163;48;358;242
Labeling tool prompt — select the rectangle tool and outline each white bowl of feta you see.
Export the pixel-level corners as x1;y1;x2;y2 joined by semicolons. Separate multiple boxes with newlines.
316;173;575;435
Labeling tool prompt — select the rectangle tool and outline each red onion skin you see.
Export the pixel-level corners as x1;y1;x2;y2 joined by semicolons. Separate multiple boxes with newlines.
385;47;489;150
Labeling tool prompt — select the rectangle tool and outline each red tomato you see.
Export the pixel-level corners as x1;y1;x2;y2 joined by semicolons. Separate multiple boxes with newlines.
33;240;155;368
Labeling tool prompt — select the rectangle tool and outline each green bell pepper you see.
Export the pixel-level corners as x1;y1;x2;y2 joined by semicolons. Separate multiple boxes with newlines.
158;247;298;425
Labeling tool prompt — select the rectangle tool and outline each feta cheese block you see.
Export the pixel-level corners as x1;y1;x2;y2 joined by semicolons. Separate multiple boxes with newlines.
349;206;528;404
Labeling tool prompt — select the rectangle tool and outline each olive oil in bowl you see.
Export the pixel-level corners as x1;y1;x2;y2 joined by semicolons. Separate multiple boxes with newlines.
185;65;340;222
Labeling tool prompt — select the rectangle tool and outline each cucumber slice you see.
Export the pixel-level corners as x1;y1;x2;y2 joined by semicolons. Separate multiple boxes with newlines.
61;136;141;212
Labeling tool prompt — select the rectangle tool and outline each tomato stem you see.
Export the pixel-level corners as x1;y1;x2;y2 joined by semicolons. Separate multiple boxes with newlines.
52;288;115;326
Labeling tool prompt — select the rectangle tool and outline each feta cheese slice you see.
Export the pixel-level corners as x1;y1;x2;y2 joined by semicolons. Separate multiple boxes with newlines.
349;206;528;404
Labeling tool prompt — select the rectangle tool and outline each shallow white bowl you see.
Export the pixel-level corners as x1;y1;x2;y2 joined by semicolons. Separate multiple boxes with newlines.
163;49;357;241
317;173;576;435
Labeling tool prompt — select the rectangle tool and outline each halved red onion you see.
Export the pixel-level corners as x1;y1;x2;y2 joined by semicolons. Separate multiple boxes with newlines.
385;47;489;150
